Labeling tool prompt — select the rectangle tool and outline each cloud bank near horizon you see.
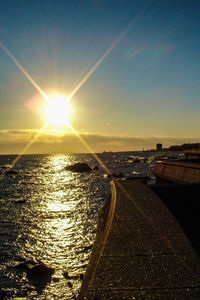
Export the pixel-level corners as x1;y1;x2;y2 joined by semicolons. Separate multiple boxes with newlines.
0;129;199;154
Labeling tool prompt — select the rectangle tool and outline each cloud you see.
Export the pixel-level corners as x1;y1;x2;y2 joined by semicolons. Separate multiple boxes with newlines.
0;129;199;154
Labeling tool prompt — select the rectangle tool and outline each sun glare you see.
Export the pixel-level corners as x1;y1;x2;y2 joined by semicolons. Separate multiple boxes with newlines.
45;93;71;126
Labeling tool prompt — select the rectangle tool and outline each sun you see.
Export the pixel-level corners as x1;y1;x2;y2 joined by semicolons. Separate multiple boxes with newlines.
45;93;71;126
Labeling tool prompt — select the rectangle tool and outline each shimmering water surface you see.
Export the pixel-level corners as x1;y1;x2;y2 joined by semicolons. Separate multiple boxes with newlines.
0;152;162;299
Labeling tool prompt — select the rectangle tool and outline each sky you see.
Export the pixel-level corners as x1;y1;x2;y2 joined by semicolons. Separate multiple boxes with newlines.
0;0;200;154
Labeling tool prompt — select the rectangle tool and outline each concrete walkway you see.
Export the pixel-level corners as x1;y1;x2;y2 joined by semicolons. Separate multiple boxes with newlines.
78;180;200;299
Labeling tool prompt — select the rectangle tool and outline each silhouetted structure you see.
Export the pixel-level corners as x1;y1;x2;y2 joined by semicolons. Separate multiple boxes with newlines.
169;143;200;151
156;143;162;151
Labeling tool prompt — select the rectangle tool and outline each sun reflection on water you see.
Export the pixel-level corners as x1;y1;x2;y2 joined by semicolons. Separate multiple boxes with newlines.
46;199;75;212
4;154;105;299
49;154;70;171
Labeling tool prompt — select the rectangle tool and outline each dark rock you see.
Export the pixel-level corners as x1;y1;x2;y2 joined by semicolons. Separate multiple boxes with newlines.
0;289;9;299
27;263;55;282
83;244;93;252
63;271;70;279
107;173;124;179
15;262;27;269
52;277;60;282
117;173;124;178
15;200;26;204
107;173;116;178
93;165;99;171
63;271;80;280
65;163;91;172
67;281;73;288
5;170;18;175
133;158;140;163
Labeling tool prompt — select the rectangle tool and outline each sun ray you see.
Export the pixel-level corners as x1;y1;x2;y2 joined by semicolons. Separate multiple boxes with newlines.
0;22;126;180
0;3;148;178
0;122;48;181
67;123;113;176
0;42;48;101
67;123;176;269
68;2;150;100
0;12;173;255
68;23;131;100
0;32;125;177
0;42;50;178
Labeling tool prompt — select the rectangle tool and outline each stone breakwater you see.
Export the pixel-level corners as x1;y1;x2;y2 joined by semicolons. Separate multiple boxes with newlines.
78;179;200;299
77;181;116;300
153;160;200;184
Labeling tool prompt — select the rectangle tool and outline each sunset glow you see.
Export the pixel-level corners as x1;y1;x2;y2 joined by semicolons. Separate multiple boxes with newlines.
0;0;200;154
45;93;71;127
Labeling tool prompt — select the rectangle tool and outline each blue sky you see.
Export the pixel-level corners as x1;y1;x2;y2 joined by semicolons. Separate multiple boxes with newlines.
0;0;200;153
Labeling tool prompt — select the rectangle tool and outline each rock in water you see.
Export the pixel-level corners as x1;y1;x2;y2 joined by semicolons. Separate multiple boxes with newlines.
0;289;9;299
65;163;91;172
15;199;26;204
27;263;55;282
63;271;81;280
117;173;124;178
63;271;70;279
68;281;73;288
107;173;124;179
93;165;99;171
52;276;60;282
5;169;18;175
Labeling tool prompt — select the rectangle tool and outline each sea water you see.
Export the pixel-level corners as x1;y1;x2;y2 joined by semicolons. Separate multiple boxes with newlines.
0;152;160;299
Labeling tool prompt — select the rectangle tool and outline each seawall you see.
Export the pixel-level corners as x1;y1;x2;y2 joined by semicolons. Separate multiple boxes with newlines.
153;160;200;184
77;181;116;300
78;179;200;299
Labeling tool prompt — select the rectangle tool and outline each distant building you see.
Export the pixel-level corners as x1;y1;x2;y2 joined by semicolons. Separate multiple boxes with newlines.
169;143;200;151
156;143;162;151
